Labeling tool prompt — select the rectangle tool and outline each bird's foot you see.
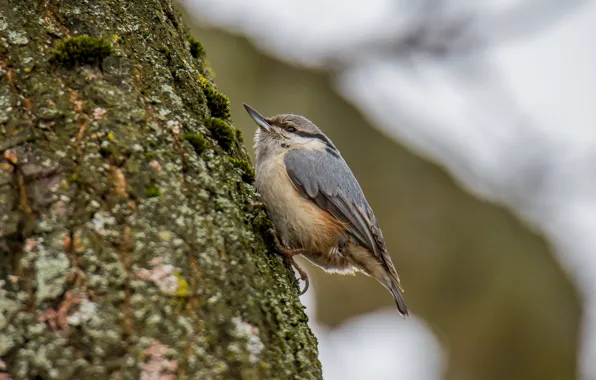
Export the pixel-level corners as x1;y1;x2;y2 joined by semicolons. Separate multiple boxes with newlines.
271;228;309;295
271;228;303;257
284;256;310;295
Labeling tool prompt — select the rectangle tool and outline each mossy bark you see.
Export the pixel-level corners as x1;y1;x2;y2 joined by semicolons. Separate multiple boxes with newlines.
0;1;321;379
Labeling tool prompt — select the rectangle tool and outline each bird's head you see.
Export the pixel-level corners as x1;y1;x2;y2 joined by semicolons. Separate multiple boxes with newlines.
244;104;337;158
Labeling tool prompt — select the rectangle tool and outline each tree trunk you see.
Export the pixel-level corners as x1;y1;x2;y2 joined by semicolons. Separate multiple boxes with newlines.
0;1;321;379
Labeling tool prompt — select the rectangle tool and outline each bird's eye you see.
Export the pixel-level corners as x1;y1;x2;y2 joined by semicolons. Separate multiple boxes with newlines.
286;126;296;133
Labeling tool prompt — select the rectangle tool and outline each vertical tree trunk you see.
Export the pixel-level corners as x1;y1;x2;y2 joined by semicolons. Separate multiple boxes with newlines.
0;1;321;379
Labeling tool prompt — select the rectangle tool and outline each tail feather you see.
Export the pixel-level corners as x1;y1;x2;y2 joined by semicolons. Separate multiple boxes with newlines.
390;285;409;318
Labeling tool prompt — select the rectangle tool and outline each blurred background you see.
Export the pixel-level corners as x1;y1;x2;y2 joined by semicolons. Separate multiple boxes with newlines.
177;1;596;379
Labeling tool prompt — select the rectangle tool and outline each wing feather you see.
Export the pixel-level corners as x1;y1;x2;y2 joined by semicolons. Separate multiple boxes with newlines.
284;149;390;267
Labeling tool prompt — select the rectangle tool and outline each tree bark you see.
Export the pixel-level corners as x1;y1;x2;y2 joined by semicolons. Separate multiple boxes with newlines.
0;1;321;379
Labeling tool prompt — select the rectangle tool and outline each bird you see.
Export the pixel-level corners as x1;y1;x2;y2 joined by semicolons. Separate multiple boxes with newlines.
244;104;408;317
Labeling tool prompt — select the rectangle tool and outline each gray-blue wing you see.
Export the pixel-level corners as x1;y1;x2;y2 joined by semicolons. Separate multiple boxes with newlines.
284;149;389;264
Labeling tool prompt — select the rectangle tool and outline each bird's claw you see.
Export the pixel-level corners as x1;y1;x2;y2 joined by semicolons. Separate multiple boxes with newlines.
271;227;309;295
298;274;309;296
284;256;310;295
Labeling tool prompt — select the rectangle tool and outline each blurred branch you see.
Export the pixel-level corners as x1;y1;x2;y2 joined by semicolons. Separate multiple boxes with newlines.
325;0;590;69
479;0;591;45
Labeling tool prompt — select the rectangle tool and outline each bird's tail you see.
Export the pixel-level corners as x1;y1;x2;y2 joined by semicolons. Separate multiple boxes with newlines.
390;283;409;318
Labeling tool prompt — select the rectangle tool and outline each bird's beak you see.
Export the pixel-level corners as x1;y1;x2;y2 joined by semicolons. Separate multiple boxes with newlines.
244;104;271;132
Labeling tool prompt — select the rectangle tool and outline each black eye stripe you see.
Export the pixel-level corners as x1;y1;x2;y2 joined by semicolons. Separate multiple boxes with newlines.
293;130;316;138
272;121;338;152
294;130;337;151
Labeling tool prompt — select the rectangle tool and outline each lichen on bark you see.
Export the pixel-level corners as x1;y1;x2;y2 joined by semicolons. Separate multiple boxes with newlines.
0;1;321;379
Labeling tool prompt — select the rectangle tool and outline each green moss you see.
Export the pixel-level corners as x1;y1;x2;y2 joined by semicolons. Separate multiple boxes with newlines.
206;117;235;151
252;211;272;237
67;173;83;185
183;132;207;154
230;158;255;183
158;45;172;61
188;37;205;59
145;184;161;198
199;75;230;119
235;128;244;144
174;273;190;297
124;157;141;174
49;36;115;67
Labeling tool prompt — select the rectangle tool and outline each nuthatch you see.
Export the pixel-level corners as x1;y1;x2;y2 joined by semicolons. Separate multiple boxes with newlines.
244;104;408;317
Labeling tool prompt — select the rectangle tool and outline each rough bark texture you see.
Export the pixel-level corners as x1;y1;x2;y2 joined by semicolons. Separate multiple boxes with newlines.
0;1;321;379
